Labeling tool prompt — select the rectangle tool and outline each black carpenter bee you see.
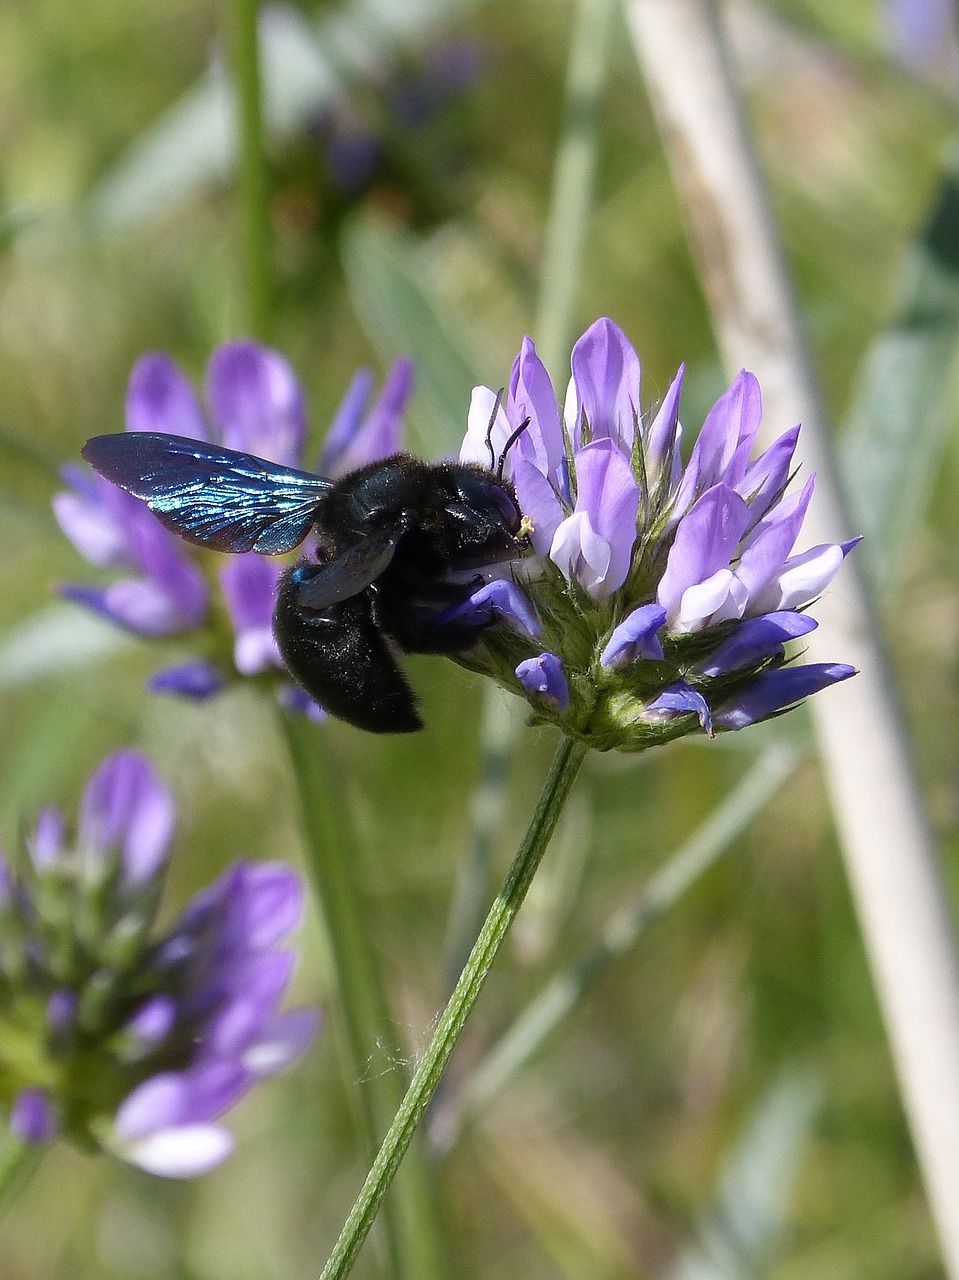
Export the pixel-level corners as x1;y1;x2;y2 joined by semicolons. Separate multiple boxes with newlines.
81;430;530;732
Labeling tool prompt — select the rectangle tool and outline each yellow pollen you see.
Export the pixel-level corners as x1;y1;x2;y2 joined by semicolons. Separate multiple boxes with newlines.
519;515;535;538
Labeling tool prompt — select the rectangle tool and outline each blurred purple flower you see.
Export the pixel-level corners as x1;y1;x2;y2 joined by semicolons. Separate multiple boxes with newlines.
454;317;856;746
0;751;317;1177
55;343;413;714
884;0;959;74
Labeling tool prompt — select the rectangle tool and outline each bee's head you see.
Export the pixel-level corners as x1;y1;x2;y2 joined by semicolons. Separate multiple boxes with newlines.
442;468;529;568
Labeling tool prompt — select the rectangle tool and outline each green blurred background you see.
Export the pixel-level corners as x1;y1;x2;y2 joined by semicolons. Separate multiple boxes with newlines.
2;0;958;1276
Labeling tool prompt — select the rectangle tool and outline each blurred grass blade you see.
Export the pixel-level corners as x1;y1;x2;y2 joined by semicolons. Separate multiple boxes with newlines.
433;743;797;1150
89;0;481;231
279;710;448;1280
0;205;43;254
841;136;959;598
343;218;485;455
0;423;62;538
90;8;338;230
0;605;135;689
533;0;616;374
670;1068;821;1280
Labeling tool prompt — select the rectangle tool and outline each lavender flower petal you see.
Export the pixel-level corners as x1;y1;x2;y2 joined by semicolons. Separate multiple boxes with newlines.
242;1008;320;1077
0;849;12;905
749;540;850;616
124;996;178;1048
317;368;375;473
515;653;569;710
550;439;639;597
440;580;542;637
672;370;762;514
461;385;512;468
698;611;818;676
321;358;413;477
78;750;175;888
657;484;751;627
600;604;667;667
148;661;226;700
647;682;713;734
46;990;78;1034
735;475;816;605
121;1124;235;1178
206;342;306;467
508;337;566;484
237;862;305;949
716;663;857;730
737;424;801;528
53;477;134;570
645;364;684;486
28;807;66;870
510;455;565;558
277;684;329;721
568;318;640;454
126;354;208;440
205;952;296;1057
219;556;283;675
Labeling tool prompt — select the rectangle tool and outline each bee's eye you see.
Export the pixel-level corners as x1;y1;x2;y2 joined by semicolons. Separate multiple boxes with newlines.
487;484;520;529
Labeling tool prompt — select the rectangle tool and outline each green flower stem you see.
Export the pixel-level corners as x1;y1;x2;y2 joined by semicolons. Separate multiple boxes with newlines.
434;742;797;1148
0;1135;39;1228
280;711;447;1280
319;734;588;1280
534;0;616;375
226;0;272;340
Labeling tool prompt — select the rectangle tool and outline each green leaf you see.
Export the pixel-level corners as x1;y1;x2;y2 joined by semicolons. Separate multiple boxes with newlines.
841;137;959;598
342;218;485;456
0;605;135;689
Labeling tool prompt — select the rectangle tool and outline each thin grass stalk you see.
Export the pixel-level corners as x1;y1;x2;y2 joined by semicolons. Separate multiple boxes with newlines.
434;740;796;1150
226;0;273;340
624;2;959;1272
318;735;588;1280
279;711;447;1280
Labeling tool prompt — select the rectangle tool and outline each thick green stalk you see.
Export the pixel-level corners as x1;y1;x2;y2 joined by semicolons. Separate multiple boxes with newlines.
280;712;446;1280
319;735;588;1280
0;1136;38;1228
226;0;272;339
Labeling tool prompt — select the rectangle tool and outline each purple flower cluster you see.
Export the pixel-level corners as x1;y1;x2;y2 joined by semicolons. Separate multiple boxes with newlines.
0;752;317;1177
55;342;413;712
456;318;855;748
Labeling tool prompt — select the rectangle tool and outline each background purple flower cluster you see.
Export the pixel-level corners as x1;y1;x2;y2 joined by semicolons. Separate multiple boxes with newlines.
0;751;316;1177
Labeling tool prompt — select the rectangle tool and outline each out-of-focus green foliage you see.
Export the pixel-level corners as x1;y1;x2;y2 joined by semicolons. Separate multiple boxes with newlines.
1;0;958;1277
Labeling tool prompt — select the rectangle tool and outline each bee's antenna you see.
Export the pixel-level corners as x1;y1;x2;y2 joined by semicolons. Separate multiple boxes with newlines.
485;389;506;471
497;417;531;479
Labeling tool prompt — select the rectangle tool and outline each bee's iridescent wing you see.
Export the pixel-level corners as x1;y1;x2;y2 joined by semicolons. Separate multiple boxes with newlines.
82;432;333;554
